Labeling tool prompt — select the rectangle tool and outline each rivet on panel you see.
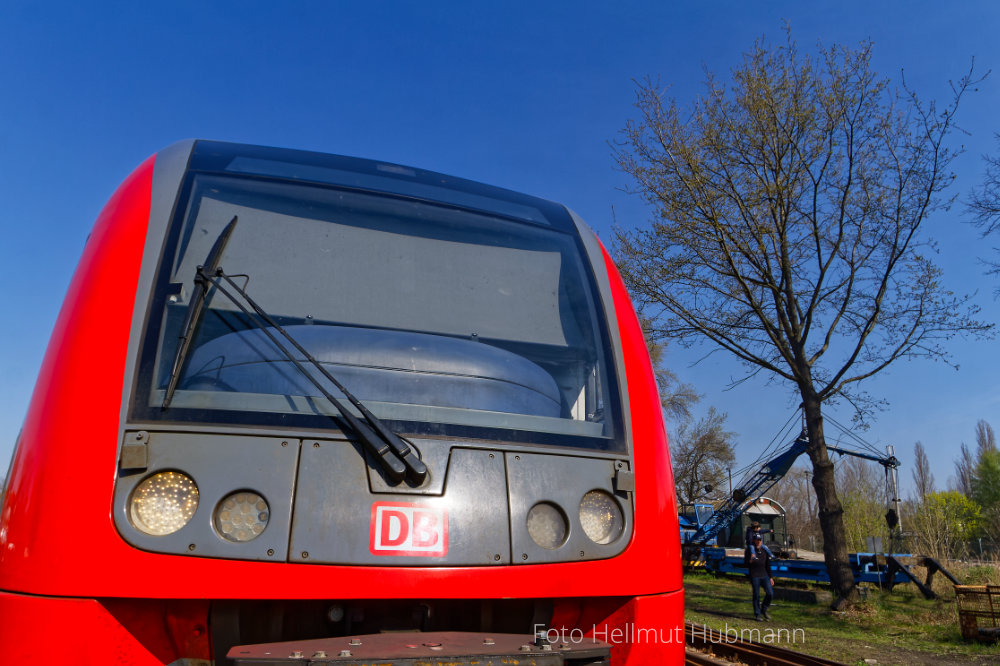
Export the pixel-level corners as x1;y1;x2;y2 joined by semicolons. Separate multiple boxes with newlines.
301;551;309;559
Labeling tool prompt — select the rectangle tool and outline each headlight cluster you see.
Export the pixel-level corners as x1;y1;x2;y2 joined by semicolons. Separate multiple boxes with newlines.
526;502;568;549
579;490;624;545
215;491;270;542
130;471;199;536
526;489;623;549
129;471;269;542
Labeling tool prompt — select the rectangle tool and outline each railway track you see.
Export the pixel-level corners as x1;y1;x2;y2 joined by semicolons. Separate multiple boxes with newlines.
685;621;848;666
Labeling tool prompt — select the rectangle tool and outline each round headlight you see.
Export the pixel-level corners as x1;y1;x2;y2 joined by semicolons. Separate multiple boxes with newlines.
579;490;623;545
214;491;269;542
526;502;568;550
129;471;199;536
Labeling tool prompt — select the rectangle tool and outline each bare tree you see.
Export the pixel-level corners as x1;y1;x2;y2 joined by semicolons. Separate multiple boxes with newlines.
835;456;887;551
642;325;701;424
967;135;1000;287
912;441;935;500
612;28;988;606
975;419;997;456
671;407;736;505
768;465;822;550
955;442;976;496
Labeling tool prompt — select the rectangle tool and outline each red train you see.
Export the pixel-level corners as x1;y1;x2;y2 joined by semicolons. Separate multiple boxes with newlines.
0;141;683;664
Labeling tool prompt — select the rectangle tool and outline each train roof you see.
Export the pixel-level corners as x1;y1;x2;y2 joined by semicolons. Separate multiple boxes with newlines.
180;140;577;233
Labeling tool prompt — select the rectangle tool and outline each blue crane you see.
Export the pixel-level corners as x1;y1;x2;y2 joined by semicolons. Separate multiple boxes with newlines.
686;432;900;546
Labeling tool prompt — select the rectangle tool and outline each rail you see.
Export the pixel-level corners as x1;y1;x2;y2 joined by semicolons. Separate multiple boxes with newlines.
685;621;848;666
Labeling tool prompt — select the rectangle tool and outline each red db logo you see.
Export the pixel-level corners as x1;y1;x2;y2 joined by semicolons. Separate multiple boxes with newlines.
369;502;449;557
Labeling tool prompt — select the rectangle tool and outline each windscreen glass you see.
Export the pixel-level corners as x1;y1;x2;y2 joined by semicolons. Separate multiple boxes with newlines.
139;175;620;448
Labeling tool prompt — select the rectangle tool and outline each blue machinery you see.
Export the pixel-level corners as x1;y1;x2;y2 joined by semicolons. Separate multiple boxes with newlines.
686;433;901;548
693;547;960;598
680;428;958;596
687;435;811;546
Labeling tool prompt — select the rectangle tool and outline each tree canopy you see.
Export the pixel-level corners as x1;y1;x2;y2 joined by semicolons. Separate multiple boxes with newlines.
613;27;987;606
671;406;736;505
614;34;988;412
972;449;1000;517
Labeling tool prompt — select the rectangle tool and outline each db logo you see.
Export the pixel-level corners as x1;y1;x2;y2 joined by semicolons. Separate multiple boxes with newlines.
369;502;449;557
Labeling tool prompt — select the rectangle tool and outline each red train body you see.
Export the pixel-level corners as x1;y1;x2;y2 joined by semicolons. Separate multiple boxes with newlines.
0;141;682;664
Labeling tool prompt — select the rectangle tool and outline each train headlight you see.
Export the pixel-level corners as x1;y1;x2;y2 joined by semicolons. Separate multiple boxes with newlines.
526;502;568;549
579;490;623;545
129;471;199;536
214;491;269;542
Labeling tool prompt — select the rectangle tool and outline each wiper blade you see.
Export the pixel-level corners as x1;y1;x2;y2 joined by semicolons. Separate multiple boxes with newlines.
162;216;238;410
206;271;427;485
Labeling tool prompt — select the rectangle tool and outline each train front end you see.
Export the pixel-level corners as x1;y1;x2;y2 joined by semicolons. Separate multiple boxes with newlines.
0;140;683;664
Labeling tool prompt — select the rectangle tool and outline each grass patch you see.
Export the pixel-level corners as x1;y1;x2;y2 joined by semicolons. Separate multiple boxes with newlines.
684;570;1000;665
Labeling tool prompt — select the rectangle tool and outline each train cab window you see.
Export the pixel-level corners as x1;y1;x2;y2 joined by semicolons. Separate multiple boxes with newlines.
135;171;623;451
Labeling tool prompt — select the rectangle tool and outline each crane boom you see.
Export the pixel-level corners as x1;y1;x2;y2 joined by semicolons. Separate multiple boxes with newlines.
686;435;809;545
685;431;903;546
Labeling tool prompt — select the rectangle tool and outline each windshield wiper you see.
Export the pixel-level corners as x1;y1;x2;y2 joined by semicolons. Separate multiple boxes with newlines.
161;218;426;484
162;216;239;410
207;272;427;484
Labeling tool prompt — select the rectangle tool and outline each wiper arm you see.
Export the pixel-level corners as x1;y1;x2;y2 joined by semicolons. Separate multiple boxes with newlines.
162;216;239;410
206;271;428;485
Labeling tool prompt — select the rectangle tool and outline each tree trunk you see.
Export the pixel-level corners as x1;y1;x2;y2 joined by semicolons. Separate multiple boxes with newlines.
800;387;859;609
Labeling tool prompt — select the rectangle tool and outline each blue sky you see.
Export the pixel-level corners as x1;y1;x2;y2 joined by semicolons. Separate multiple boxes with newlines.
2;1;999;495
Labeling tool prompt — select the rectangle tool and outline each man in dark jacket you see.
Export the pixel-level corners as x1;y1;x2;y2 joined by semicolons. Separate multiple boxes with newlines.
747;535;773;621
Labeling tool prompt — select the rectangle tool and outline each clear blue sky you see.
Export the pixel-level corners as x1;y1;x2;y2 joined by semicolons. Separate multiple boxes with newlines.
2;1;999;496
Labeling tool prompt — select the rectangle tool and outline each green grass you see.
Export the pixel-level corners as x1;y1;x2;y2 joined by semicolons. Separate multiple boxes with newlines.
684;570;1000;665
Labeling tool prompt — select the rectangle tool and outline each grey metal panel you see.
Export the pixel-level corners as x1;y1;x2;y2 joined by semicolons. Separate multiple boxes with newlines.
118;139;196;434
566;209;633;457
124;420;623;464
366;438;450;495
506;452;632;564
290;444;509;565
112;431;298;561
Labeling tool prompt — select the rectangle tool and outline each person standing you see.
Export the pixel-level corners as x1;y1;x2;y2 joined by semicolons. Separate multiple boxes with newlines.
745;520;772;555
747;534;773;621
